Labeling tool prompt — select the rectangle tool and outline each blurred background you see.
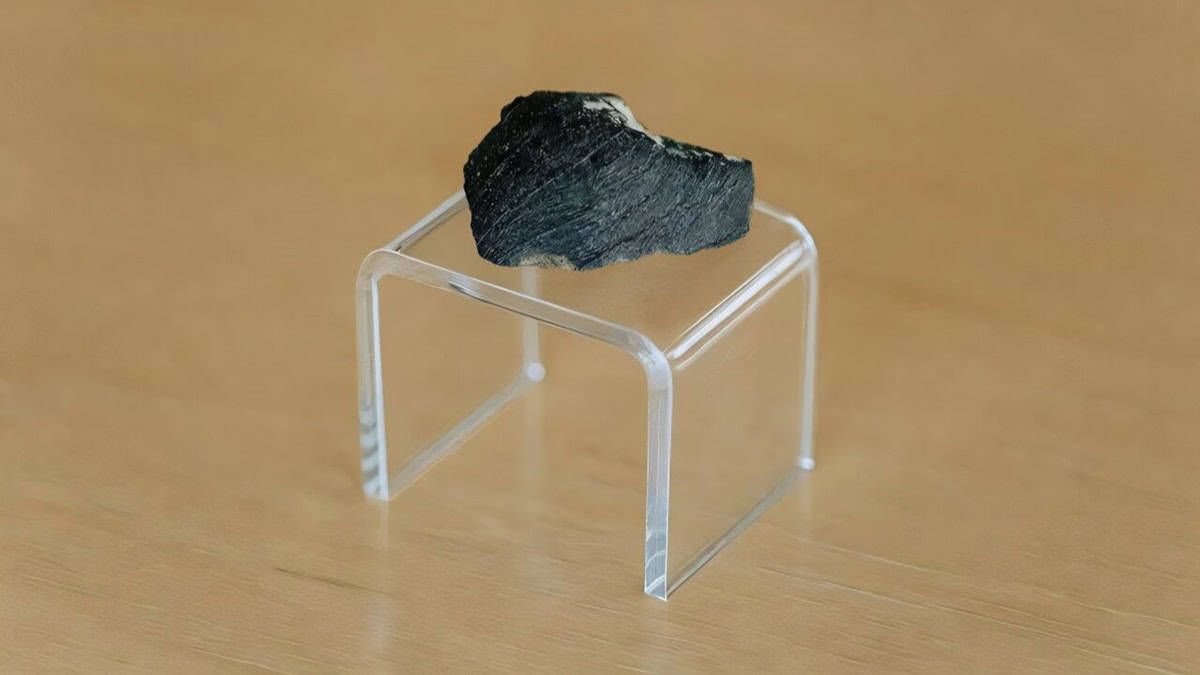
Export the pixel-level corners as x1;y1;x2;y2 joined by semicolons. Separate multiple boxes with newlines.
3;2;1198;671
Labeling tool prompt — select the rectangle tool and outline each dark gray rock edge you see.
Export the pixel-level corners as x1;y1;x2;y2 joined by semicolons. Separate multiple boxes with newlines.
463;91;754;270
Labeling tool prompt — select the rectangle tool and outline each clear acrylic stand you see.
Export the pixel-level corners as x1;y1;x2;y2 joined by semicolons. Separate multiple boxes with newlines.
356;189;818;599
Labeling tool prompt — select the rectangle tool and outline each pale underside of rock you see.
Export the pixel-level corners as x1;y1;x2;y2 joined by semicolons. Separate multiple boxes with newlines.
463;91;754;270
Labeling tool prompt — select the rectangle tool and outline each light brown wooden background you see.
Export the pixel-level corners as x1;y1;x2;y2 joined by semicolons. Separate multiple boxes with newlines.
3;2;1199;672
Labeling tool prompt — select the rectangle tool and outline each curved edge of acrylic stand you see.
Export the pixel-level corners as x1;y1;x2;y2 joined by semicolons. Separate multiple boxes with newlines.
355;191;818;601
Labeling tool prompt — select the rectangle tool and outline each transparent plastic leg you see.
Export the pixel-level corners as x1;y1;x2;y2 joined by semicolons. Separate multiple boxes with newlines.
356;190;817;599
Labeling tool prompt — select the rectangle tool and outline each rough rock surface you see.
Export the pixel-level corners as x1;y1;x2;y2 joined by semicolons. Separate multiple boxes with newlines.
463;91;754;270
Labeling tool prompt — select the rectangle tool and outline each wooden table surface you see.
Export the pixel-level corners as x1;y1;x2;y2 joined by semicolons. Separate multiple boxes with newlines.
4;2;1199;672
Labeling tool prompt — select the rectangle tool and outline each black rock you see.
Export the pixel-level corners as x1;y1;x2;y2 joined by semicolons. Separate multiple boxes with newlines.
463;91;754;270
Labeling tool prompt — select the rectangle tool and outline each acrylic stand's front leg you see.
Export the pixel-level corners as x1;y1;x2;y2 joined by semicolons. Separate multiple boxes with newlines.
356;266;390;500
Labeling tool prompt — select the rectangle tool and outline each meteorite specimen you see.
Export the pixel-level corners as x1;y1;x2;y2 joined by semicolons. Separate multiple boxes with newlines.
463;91;754;270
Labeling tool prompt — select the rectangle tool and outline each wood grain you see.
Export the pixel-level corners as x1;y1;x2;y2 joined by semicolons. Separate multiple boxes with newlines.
3;2;1198;671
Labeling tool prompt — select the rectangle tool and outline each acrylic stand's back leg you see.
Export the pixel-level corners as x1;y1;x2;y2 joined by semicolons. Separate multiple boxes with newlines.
384;270;544;492
520;267;545;382
799;256;818;471
381;271;544;494
387;373;532;494
357;264;546;501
